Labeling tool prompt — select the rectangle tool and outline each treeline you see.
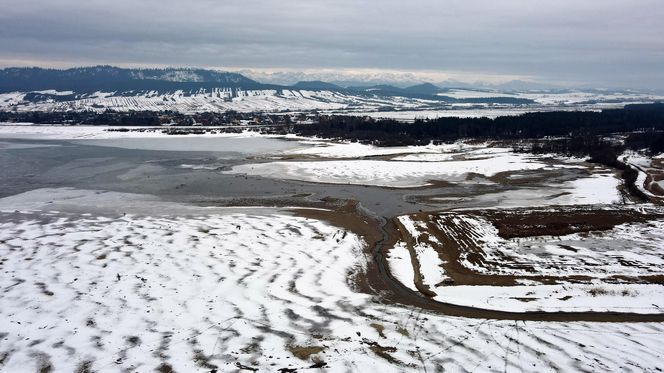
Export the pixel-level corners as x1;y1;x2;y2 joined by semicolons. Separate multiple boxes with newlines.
293;103;664;146
624;130;664;154
0;111;163;126
2;103;664;154
292;103;664;202
519;130;664;159
0;110;290;127
516;131;664;201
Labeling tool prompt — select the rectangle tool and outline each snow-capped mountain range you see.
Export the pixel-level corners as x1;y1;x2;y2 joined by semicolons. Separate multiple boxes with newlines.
1;66;663;117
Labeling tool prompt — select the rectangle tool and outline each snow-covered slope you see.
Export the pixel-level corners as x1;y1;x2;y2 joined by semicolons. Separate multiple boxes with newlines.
2;66;663;117
3;88;663;118
1;89;354;113
2;189;664;372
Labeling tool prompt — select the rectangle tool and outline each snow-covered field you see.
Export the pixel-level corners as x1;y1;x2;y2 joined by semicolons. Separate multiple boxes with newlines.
228;147;616;194
438;211;664;279
621;150;664;200
226;142;625;207
432;283;664;313
345;108;537;120
397;216;450;291
441;88;664;105
2;125;664;371
390;209;664;313
2;88;663;118
0;124;270;140
1;89;441;116
455;172;623;208
0;89;348;114
2;189;664;372
283;141;526;160
281;141;452;159
0;125;313;153
227;156;554;188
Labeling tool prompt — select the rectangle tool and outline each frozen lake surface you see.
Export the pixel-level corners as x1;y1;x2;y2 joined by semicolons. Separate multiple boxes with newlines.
1;126;663;372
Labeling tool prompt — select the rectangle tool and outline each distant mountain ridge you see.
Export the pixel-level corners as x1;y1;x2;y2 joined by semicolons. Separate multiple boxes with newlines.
290;80;343;91
403;82;442;95
1;67;661;115
0;66;271;93
0;66;534;105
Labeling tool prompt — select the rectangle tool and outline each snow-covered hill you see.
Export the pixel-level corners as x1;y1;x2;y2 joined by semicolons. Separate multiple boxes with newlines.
1;66;663;117
2;88;663;118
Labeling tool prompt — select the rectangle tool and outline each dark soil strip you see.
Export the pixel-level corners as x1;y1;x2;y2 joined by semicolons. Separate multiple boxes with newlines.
292;203;664;323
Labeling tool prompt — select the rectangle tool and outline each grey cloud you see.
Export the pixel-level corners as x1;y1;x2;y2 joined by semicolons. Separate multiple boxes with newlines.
0;0;663;88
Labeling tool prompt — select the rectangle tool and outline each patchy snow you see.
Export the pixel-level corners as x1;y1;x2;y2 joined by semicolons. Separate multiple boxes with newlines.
346;107;535;120
0;208;366;372
621;150;653;169
0;124;268;140
389;144;501;162
431;170;622;208
446;214;664;277
283;140;505;160
392;146;572;162
392;212;664;313
436;89;664;106
179;163;226;170
392;152;458;162
3;88;663;119
434;283;664;313
1;190;664;371
227;152;562;188
517;90;664;106
439;89;518;99
621;150;664;199
432;213;664;279
32;89;75;95
385;241;418;292
0;89;348;114
283;141;445;159
557;173;622;205
397;216;450;289
0;125;311;153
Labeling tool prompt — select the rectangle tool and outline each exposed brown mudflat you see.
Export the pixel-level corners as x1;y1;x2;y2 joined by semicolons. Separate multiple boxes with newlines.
288;201;664;322
485;207;662;239
287;345;325;361
395;206;664;287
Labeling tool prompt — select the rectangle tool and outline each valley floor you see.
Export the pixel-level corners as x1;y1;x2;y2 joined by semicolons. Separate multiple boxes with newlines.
1;191;664;372
1;127;663;372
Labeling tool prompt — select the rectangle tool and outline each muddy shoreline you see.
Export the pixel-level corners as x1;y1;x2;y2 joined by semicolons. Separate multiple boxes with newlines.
284;200;664;322
2;136;663;322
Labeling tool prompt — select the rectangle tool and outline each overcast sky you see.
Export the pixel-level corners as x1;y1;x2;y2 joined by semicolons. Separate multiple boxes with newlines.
1;0;663;88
